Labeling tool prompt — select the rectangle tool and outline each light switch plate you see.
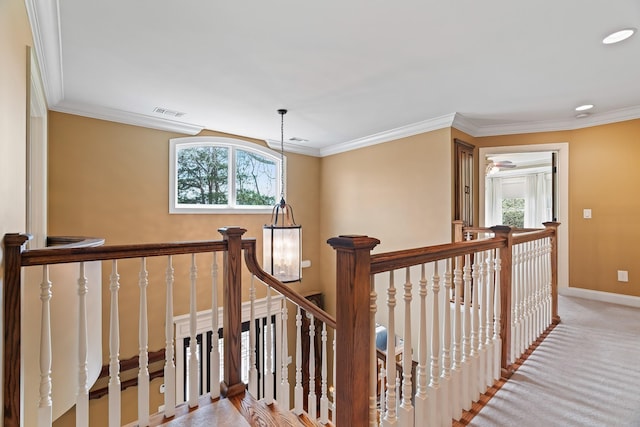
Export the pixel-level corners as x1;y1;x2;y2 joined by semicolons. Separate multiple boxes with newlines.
583;209;592;219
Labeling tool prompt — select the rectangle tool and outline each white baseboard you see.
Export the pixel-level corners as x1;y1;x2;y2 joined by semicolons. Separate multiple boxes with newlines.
559;286;640;308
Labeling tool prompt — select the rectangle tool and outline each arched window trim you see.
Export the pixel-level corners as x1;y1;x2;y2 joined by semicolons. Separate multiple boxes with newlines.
169;136;285;214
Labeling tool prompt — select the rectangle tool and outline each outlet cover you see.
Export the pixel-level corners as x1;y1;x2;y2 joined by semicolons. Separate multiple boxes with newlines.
617;270;629;282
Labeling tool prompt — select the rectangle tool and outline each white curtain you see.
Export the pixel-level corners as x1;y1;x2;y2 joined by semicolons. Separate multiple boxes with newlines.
524;173;550;228
485;177;503;227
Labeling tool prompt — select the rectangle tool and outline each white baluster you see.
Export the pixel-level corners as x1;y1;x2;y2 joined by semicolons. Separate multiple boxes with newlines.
493;249;502;382
308;314;317;419
108;261;122;426
320;323;329;424
188;254;198;408
484;251;495;389
210;253;220;400
511;245;520;365
369;276;378;426
77;262;89;427
163;257;176;417
429;262;441;427
38;266;52;427
477;251;487;396
294;306;304;415
452;257;463;419
138;258;150;426
379;366;387;418
280;305;290;409
462;254;472;410
399;267;414;427
471;253;481;399
441;259;453;425
383;271;397;426
332;335;336;417
249;276;258;396
265;286;274;405
415;264;429;425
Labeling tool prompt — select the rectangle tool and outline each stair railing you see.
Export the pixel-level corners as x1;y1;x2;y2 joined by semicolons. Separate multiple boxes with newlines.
2;227;335;427
327;222;560;426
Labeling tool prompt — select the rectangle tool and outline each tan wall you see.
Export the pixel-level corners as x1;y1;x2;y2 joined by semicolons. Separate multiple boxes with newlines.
0;0;32;421
48;112;322;425
319;128;454;316
475;120;640;297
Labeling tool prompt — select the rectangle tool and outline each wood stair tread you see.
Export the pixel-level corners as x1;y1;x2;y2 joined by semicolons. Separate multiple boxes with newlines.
229;391;324;427
129;394;249;427
129;391;329;427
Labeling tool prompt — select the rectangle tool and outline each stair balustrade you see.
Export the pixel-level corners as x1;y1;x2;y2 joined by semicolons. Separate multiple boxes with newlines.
3;221;559;426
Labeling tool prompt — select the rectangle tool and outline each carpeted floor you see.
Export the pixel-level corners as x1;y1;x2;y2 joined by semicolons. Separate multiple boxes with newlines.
469;295;640;427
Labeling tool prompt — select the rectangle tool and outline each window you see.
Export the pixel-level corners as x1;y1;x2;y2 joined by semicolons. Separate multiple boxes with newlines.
170;137;283;213
502;198;525;228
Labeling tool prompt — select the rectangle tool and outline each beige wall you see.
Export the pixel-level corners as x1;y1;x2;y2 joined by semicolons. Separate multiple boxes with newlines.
319;128;454;316
0;0;32;421
48;112;322;424
475;120;640;297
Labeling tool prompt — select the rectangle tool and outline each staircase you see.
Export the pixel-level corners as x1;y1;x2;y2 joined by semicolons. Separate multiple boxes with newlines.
3;221;560;426
130;391;326;427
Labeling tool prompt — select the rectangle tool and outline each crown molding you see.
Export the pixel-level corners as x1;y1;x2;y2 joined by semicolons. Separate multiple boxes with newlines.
320;113;457;157
450;113;480;136
264;139;321;157
25;0;64;107
52;101;204;135
469;105;640;137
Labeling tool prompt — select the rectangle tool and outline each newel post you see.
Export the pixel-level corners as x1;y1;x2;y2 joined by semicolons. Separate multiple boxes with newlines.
327;235;380;427
490;226;514;376
452;220;464;243
543;222;561;325
3;233;30;427
218;227;247;398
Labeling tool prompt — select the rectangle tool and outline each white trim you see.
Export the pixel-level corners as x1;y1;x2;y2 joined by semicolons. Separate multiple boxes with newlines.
25;0;63;107
265;139;321;157
52;101;204;135
319;113;457;157
169;136;283;214
173;295;284;340
479;143;569;292
560;287;640;309
459;106;640;138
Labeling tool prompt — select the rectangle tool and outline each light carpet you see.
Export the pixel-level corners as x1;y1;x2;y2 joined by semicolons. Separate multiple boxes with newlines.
469;295;640;427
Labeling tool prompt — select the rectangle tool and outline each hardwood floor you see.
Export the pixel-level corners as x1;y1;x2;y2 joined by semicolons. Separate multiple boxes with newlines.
132;391;326;426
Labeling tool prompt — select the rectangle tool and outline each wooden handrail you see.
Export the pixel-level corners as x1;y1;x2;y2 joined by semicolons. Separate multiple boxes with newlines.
370;237;506;274
21;239;228;266
242;240;336;329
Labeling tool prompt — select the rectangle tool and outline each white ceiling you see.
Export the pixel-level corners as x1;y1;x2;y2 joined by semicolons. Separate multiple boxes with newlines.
28;0;640;156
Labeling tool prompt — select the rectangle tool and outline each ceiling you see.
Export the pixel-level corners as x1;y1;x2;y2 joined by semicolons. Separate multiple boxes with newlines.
28;0;640;156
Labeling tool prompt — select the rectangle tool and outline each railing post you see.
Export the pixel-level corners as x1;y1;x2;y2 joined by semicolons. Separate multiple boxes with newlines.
327;235;380;427
3;233;31;427
218;227;247;398
490;226;513;377
453;220;464;243
543;222;561;325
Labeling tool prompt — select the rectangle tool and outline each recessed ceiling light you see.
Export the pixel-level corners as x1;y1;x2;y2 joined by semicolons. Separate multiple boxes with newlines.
575;104;594;111
576;112;591;119
602;28;636;44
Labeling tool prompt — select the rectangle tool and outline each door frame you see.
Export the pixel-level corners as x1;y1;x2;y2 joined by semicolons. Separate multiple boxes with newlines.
479;143;569;291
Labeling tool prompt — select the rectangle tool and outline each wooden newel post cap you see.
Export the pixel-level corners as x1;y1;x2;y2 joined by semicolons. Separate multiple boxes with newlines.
543;221;561;229
218;227;247;238
327;235;380;251
490;225;513;235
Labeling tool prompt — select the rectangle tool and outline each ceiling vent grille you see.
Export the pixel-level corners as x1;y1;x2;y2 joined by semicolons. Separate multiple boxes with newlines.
153;107;186;118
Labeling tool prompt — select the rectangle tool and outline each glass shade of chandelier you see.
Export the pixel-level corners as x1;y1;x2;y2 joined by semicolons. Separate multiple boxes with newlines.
263;109;302;283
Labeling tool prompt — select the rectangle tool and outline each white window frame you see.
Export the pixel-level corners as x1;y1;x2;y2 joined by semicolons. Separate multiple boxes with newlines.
169;136;284;214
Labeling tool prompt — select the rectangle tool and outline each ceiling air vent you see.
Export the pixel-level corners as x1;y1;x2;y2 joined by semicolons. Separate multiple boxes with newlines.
153;107;186;118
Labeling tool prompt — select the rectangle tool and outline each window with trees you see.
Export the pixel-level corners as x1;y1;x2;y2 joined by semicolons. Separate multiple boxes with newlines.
170;137;282;213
